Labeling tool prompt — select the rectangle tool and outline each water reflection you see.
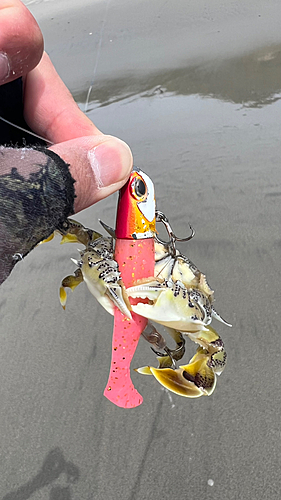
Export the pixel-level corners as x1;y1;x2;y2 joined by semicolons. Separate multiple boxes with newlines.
74;44;281;109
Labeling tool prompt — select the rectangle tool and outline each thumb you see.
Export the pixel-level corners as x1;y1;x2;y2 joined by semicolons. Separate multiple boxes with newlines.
49;134;133;213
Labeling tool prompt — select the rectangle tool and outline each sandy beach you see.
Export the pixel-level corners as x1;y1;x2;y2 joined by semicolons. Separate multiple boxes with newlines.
0;1;280;498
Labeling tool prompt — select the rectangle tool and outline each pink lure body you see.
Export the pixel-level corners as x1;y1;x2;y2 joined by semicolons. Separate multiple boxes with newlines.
103;169;156;408
104;239;154;408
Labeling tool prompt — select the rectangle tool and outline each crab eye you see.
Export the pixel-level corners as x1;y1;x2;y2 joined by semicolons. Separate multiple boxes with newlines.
131;177;147;200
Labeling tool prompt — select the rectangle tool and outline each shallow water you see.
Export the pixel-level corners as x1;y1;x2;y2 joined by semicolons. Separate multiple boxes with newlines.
1;1;280;499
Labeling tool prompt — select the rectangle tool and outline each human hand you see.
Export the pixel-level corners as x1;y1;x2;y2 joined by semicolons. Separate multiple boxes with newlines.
0;0;133;284
0;0;133;214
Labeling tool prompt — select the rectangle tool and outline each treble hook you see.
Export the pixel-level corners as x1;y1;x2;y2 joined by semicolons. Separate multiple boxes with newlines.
150;346;177;369
155;210;195;255
150;339;186;368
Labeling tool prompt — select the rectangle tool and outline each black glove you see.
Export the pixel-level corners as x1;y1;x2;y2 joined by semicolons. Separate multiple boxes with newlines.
0;79;75;284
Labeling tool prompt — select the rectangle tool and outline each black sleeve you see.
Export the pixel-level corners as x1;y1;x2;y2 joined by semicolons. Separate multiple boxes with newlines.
0;77;46;147
0;79;75;284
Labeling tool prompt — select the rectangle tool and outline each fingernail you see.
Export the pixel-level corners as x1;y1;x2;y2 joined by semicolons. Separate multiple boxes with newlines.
88;137;133;189
0;52;10;83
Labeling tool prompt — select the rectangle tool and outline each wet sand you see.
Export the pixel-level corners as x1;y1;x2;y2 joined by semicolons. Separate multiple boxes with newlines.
1;1;280;499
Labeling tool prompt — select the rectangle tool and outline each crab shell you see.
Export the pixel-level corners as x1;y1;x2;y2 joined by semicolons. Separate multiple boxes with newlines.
126;240;230;332
154;241;214;299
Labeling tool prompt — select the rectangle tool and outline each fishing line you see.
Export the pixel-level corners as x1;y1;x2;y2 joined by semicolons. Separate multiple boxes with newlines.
84;0;111;113
0;1;111;141
0;115;53;145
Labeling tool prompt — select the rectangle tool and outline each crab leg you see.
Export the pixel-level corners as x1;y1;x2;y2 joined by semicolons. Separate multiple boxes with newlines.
59;268;83;309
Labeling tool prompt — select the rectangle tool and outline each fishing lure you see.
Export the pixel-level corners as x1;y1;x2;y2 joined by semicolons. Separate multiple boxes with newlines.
56;168;231;408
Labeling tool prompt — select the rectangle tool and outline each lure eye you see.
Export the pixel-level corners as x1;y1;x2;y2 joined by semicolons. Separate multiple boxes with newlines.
131;176;147;200
135;179;146;197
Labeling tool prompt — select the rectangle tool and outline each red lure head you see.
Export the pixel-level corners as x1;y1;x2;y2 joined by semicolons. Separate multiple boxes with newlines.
115;168;156;239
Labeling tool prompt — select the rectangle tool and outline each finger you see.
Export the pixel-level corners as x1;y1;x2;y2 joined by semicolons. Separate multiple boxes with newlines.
49;135;133;213
24;52;133;212
0;0;43;84
24;52;99;144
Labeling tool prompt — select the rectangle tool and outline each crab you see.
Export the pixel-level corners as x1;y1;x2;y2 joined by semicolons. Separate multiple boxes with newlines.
53;209;231;399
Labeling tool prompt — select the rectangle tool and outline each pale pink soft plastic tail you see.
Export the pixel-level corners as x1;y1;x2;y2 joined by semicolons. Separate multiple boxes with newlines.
104;238;155;408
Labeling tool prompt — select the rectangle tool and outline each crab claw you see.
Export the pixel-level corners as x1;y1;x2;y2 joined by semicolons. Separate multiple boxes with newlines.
127;280;212;331
80;250;132;319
